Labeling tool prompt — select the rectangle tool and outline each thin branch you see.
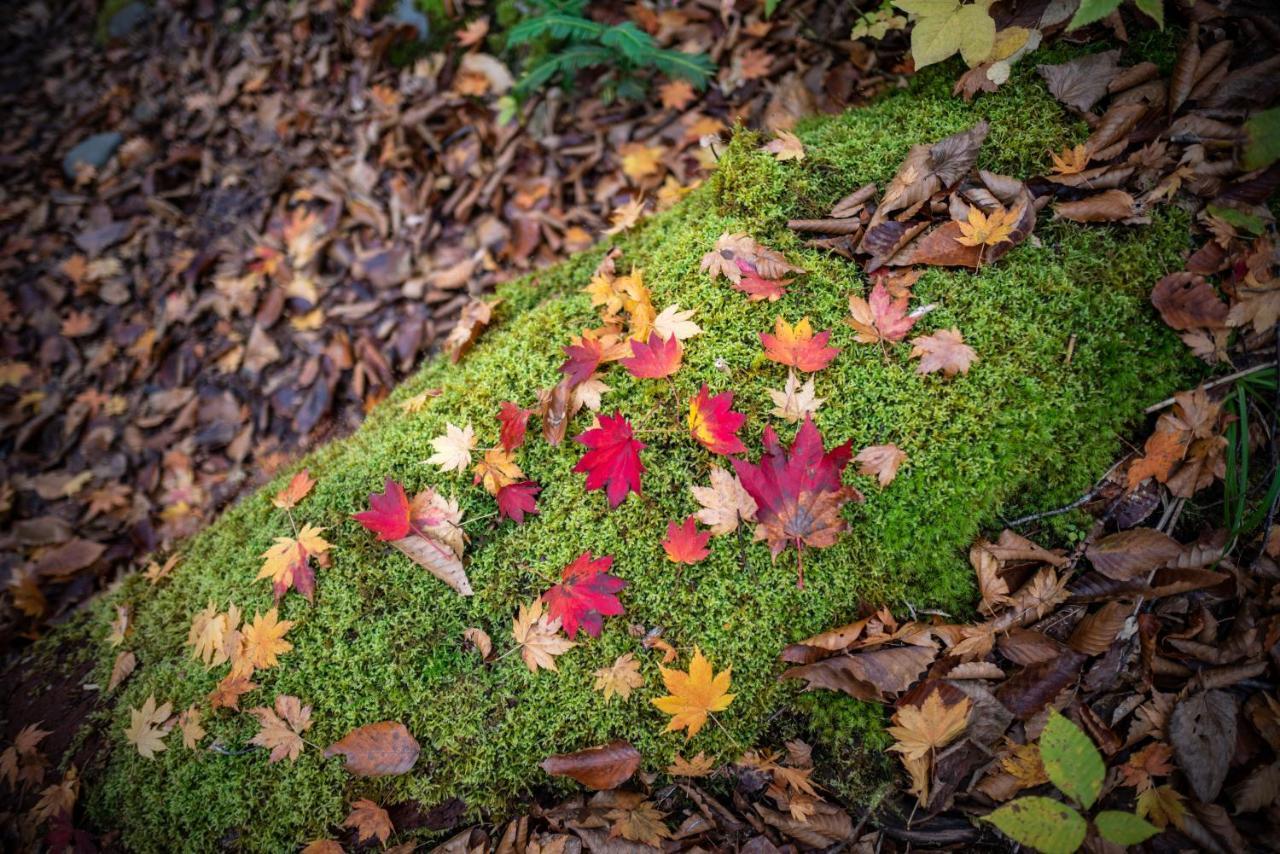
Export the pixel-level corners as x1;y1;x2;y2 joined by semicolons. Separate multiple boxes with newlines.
1144;362;1276;413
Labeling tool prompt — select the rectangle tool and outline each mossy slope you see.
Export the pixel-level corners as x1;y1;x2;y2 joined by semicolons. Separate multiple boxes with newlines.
77;56;1193;851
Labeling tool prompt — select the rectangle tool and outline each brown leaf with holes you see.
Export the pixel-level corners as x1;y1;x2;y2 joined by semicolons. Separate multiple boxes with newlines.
343;799;393;844
1151;273;1228;331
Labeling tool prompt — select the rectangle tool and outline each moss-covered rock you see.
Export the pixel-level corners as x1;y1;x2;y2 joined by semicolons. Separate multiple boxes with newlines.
65;53;1196;851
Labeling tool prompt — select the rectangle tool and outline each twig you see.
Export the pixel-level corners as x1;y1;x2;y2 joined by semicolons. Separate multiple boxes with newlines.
1144;362;1276;413
1003;458;1125;527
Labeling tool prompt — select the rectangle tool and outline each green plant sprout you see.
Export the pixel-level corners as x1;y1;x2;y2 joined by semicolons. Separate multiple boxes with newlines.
985;710;1160;852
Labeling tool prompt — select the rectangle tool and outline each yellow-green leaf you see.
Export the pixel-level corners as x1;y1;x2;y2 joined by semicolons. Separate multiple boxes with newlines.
1040;711;1105;809
900;0;996;69
1095;810;1160;846
985;796;1086;854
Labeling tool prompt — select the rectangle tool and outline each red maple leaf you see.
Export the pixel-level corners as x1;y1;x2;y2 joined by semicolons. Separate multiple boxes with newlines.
662;516;711;564
573;412;646;507
760;317;840;372
561;337;606;385
497;401;533;452
688;384;747;456
352;478;411;541
496;480;541;524
731;416;863;584
542;552;626;638
732;259;790;301
621;331;682;379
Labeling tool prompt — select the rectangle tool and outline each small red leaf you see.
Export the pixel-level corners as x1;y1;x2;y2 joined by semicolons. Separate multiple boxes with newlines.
663;516;711;564
573;412;646;507
496;480;541;524
352;478;411;541
732;259;790;301
621;331;683;379
497;401;532;452
688;384;747;456
542;552;626;639
561;337;606;385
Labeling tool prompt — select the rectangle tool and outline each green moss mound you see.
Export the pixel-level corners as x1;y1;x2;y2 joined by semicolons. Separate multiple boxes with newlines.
70;56;1195;851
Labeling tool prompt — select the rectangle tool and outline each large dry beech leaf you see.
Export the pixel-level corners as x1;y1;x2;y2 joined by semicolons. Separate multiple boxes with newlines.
782;643;937;701
872;120;990;226
323;721;420;777
1053;189;1138;223
1037;50;1121;113
541;740;642;790
1170;690;1237;803
1085;528;1182;579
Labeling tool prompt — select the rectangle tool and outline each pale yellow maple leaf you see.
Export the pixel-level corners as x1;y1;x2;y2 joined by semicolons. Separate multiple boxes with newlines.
955;204;1016;248
125;695;173;759
768;370;824;423
690;467;758;535
652;305;702;341
178;707;206;750
426;422;476;473
512;599;576;673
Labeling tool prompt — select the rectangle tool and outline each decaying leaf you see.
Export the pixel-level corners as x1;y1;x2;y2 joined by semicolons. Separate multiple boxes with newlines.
594;652;644;701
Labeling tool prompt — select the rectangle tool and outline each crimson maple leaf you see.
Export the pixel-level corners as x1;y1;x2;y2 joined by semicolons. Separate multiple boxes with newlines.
496;480;541;524
352;478;411;541
688;384;746;456
731;416;862;585
497;401;532;452
662;516;711;564
732;259;790;302
760;317;839;373
542;552;627;638
622;331;682;379
573;412;646;507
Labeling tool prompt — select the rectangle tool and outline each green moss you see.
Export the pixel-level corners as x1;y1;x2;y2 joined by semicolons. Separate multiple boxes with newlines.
66;54;1197;851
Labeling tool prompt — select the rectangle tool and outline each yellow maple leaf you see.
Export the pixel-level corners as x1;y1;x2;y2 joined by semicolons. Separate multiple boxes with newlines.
257;524;331;589
955;204;1017;248
178;707;206;750
887;690;971;761
242;608;294;670
651;647;734;738
619;143;666;182
472;448;524;496
667;751;715;777
1137;784;1187;830
1050;143;1090;175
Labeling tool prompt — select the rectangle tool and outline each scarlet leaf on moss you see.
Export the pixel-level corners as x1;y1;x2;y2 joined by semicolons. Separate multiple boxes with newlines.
497;401;532;452
574;412;646;507
688;384;746;456
622;331;682;379
542;552;626;639
496;480;541;524
663;517;711;564
352;478;411;541
760;317;840;373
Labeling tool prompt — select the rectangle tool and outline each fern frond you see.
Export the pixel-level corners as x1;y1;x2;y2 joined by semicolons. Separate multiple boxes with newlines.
598;22;658;64
507;13;605;46
514;44;615;94
648;48;716;88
